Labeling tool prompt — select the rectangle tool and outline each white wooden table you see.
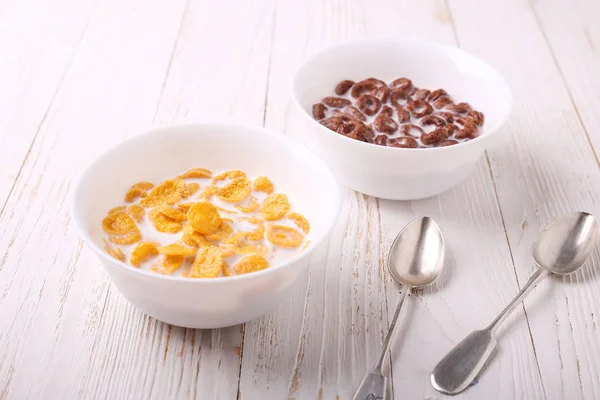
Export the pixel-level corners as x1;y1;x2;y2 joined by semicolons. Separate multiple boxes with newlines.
1;0;599;399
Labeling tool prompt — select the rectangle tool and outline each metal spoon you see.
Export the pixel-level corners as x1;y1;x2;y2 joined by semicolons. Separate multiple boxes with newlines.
353;217;445;400
431;212;598;395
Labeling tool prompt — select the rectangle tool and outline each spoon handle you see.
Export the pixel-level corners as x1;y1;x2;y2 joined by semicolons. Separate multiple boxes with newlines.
431;268;549;395
374;287;411;371
352;287;411;400
430;329;497;394
487;268;548;333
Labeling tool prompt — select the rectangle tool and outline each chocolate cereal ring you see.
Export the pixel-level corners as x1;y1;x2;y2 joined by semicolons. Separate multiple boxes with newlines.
356;94;382;116
421;115;447;128
312;103;326;120
389;78;413;94
373;113;399;134
445;124;458;137
363;78;387;87
335;80;355;95
375;86;391;103
467;110;484;126
433;96;453;109
433;111;455;124
429;89;448;101
455;119;478;139
373;135;388;146
320;117;343;131
400;124;425;137
437;139;458;147
331;109;360;123
394;106;411;123
380;105;394;117
446;102;472;114
389;137;418;148
337;121;374;143
413;89;431;102
390;89;410;107
420;128;447;145
351;81;376;98
407;99;433;118
344;106;367;121
322;96;351;108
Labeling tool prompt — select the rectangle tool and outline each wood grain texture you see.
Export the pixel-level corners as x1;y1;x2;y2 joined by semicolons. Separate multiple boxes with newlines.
0;0;99;207
1;0;599;399
242;0;544;399
530;0;600;163
0;0;188;398
449;0;600;398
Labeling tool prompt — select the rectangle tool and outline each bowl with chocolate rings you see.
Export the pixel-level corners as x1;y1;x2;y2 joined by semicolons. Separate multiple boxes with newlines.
292;39;513;200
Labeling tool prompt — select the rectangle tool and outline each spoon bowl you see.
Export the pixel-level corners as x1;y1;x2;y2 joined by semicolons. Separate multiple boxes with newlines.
388;217;446;287
533;212;597;275
354;217;445;400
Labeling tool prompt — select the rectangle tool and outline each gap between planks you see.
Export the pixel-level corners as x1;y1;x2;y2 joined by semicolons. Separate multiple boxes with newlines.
444;1;548;396
0;0;101;221
527;0;600;169
236;5;279;399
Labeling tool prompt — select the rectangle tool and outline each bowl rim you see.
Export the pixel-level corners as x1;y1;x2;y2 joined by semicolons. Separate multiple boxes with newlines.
291;37;514;153
71;122;342;283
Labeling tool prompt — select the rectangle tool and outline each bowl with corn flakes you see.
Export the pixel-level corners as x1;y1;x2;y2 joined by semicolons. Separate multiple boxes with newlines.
72;123;340;328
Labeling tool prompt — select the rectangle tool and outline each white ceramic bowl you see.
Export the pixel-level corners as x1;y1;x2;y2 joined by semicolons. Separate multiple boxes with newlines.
72;124;340;329
292;39;513;200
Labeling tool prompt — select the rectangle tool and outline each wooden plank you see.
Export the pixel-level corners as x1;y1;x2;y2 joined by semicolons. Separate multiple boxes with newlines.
0;0;99;208
530;0;600;162
448;0;600;398
238;0;544;399
0;0;188;398
149;1;276;398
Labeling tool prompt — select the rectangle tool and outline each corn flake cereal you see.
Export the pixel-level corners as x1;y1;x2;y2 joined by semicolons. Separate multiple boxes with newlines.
158;243;197;257
180;167;212;179
102;168;310;277
104;240;126;262
187;183;200;196
253;176;274;194
205;221;234;242
266;225;304;248
245;222;265;241
149;208;183;233
213;169;246;183
217;177;251;203
260;193;290;221
198;185;220;200
177;202;195;213
108;206;127;214
125;187;147;203
131;182;154;191
109;231;142;245
188;202;221;234
287;212;310;234
102;211;138;234
234;254;269;275
182;225;212;248
222;261;233;276
235;196;259;213
157;205;188;221
128;204;145;222
191;246;223;278
155;255;184;274
130;242;159;267
140;178;186;207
